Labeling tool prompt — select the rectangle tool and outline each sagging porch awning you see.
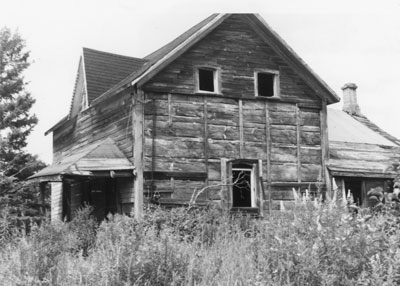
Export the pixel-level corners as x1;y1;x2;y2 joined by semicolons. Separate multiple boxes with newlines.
29;138;134;182
327;161;396;179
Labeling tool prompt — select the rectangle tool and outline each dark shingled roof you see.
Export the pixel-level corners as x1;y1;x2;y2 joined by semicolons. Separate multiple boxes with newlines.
92;14;222;104
83;47;148;103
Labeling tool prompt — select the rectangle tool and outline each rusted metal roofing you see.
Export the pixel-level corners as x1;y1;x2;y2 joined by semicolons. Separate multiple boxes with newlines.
29;138;134;180
327;108;398;147
83;47;148;104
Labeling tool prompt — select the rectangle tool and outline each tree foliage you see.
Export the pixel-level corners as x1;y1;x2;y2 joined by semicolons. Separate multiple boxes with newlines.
0;27;38;174
0;27;48;229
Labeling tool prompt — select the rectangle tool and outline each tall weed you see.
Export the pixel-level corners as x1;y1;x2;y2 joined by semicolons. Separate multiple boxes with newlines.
1;201;400;285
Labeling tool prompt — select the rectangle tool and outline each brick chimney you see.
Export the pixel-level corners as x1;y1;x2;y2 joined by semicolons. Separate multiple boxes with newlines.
342;83;361;116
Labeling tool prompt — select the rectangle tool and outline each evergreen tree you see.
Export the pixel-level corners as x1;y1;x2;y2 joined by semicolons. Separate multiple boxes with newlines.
0;27;48;230
0;27;39;177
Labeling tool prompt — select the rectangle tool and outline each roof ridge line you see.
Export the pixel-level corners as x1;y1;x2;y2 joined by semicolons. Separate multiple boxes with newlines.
131;13;228;87
83;47;145;61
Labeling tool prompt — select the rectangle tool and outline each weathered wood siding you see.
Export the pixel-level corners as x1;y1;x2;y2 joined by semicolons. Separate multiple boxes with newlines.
144;15;321;107
329;141;400;177
50;182;63;221
143;93;324;207
53;91;133;162
142;15;325;208
52;90;135;212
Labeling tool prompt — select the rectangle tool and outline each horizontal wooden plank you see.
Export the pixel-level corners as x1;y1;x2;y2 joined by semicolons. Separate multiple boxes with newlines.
300;131;321;146
208;124;239;140
144;137;204;159
271;146;297;163
300;164;321;181
270;126;297;145
144;171;207;181
300;147;322;164
207;139;240;159
144;157;206;173
269;111;297;125
300;110;320;126
271;163;298;182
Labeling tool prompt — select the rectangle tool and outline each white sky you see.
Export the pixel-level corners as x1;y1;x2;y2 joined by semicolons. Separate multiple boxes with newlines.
1;0;399;164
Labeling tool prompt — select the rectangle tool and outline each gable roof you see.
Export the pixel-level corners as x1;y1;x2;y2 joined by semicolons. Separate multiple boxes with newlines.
328;108;399;147
82;47;148;104
92;13;340;106
46;13;340;135
29;138;134;181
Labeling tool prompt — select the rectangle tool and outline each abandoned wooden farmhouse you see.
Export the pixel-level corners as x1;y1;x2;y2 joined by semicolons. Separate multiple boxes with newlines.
30;13;400;221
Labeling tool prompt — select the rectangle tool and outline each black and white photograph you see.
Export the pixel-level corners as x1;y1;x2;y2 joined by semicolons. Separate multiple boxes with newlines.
1;0;400;284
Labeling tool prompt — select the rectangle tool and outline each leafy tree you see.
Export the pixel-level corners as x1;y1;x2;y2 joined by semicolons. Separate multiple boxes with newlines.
0;27;48;231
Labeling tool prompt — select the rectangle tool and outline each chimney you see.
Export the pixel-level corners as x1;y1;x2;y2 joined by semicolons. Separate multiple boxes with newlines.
342;83;361;116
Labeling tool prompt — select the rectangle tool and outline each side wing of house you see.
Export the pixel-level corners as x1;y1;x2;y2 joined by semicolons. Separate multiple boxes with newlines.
328;107;400;207
32;49;148;221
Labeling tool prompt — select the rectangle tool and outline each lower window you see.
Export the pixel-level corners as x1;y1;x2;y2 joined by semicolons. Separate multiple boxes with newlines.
232;162;256;207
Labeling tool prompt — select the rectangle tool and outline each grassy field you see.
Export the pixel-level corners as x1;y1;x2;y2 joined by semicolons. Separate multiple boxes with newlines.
1;195;400;286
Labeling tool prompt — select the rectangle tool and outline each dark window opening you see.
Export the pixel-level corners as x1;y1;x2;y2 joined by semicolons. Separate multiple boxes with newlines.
198;68;215;92
257;72;275;97
343;178;363;206
232;163;253;207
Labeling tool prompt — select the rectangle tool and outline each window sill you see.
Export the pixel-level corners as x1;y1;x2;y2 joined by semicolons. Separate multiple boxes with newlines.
195;90;222;96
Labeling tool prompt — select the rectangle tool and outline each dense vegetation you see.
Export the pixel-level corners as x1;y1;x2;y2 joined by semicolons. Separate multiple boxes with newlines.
1;193;400;286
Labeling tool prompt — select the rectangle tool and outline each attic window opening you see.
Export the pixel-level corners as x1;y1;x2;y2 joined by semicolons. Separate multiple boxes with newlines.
198;68;217;93
256;71;279;97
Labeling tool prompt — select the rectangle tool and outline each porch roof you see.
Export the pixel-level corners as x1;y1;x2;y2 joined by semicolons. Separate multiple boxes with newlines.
29;138;134;181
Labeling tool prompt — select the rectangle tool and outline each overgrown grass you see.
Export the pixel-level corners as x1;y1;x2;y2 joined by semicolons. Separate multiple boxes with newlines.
1;198;400;285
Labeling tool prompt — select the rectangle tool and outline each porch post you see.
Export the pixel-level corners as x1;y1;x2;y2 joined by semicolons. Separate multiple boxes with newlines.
133;88;144;220
39;182;46;216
